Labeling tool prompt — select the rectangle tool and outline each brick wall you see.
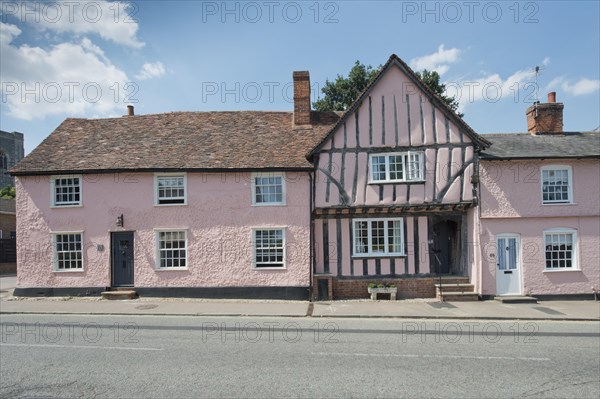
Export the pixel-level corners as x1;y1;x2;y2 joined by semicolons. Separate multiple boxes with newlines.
314;277;439;300
0;262;16;275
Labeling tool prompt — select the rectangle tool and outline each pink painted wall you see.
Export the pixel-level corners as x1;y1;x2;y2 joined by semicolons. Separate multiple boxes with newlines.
314;64;476;208
478;159;600;296
480;159;600;218
16;172;311;288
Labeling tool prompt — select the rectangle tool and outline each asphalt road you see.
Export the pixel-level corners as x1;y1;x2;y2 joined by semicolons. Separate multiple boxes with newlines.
1;314;599;398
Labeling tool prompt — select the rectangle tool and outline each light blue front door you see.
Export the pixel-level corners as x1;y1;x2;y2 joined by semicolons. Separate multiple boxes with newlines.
496;235;521;296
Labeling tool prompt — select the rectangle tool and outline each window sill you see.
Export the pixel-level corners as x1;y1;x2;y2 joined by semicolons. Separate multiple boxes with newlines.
154;203;188;207
155;267;189;271
253;266;286;270
368;181;425;185
50;204;82;209
353;254;406;259
252;202;287;207
541;202;576;206
543;269;581;273
53;269;85;273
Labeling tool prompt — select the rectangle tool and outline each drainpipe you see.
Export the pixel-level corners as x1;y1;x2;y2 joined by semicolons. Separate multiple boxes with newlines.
309;170;315;302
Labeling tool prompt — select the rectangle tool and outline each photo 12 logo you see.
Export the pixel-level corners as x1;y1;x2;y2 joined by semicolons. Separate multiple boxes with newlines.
400;1;540;24
201;1;340;23
1;81;139;105
0;1;139;24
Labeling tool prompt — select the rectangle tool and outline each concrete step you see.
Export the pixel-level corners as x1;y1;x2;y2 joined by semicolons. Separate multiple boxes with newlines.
495;295;538;304
434;283;475;293
438;292;480;301
434;277;471;285
101;290;138;300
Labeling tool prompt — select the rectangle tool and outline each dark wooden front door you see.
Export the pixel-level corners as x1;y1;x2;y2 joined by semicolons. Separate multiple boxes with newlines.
431;220;460;274
432;221;450;274
111;232;134;287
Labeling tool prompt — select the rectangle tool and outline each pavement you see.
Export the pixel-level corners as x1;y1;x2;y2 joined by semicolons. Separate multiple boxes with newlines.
1;276;599;320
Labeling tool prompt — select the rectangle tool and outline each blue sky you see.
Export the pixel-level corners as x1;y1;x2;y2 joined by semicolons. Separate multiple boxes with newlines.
1;0;599;154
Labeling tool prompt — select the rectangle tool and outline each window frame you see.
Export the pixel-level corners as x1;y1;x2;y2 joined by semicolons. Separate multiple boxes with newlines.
154;173;188;206
155;229;188;270
50;175;83;207
543;228;578;271
52;231;84;272
368;152;424;184
352;218;405;257
540;165;573;205
252;227;286;269
251;172;286;206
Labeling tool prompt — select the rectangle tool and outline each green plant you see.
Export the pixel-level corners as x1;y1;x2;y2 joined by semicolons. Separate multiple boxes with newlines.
0;185;15;199
368;283;376;289
377;283;385;288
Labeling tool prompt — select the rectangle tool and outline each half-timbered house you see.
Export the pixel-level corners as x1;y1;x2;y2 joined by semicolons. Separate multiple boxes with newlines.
309;55;491;300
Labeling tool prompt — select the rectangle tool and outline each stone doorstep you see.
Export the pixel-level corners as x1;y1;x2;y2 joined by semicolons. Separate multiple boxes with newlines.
434;283;475;291
494;296;538;304
437;292;480;302
101;290;138;300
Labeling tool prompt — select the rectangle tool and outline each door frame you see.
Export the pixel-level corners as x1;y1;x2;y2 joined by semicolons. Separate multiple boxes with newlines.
110;231;135;287
495;233;522;296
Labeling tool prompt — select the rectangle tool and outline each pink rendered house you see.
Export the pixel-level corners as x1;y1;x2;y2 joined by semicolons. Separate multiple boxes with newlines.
11;73;339;299
476;93;600;299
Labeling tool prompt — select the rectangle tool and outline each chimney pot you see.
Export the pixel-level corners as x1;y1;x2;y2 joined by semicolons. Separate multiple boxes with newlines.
127;105;134;116
293;71;311;126
548;92;556;103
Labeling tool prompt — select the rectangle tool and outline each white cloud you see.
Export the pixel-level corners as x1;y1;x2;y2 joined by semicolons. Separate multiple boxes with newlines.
410;45;461;75
445;68;537;112
542;57;550;66
15;1;144;48
135;62;166;80
547;76;600;96
0;22;130;120
0;22;21;43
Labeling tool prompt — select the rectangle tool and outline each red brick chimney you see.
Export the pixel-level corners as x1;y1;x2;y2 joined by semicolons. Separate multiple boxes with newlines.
293;71;311;126
526;92;564;135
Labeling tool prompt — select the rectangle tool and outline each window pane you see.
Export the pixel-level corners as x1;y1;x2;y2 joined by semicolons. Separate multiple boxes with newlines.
54;177;81;206
388;155;404;180
354;221;369;254
407;152;423;181
371;156;386;181
157;176;185;204
158;231;187;268
388;220;403;254
542;168;570;203
254;175;284;204
254;229;284;268
544;232;574;269
55;233;83;270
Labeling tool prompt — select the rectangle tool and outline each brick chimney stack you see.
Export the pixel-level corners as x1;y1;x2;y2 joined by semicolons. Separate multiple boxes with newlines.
526;92;564;135
293;71;311;126
127;105;135;116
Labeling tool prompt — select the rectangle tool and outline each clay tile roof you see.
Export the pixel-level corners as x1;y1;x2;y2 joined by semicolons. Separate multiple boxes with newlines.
480;132;600;160
11;111;340;175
